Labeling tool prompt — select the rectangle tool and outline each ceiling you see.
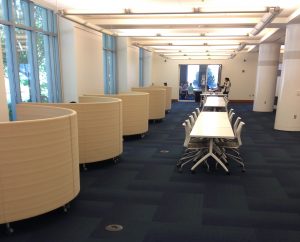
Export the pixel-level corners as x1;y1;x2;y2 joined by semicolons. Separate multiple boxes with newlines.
44;0;300;60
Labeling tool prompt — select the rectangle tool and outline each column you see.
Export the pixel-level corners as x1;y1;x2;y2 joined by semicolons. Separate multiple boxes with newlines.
253;43;281;112
274;24;300;131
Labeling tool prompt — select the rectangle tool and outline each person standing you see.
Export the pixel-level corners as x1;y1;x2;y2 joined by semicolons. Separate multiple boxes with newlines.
220;77;231;95
187;83;194;99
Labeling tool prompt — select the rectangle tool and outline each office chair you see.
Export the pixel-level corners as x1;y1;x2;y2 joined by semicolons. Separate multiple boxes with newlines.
229;112;235;125
189;115;196;127
217;121;246;172
177;120;209;173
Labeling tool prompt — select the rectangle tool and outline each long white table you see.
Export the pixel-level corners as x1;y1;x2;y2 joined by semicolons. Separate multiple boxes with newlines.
204;96;226;108
200;92;226;97
190;111;234;173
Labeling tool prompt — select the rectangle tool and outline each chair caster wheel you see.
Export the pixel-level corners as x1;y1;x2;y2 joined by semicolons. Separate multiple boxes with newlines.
227;172;230;176
113;157;119;164
82;164;88;171
5;224;13;235
63;203;71;213
191;169;195;174
242;168;246;172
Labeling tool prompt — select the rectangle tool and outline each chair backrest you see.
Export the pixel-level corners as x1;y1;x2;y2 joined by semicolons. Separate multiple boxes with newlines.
229;112;235;124
195;107;201;116
236;121;245;146
192;111;197;120
228;108;234;117
185;118;192;130
182;119;192;147
189;115;195;127
233;116;241;135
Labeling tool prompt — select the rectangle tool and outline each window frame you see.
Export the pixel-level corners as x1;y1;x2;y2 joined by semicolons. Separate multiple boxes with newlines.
103;33;117;94
0;0;61;119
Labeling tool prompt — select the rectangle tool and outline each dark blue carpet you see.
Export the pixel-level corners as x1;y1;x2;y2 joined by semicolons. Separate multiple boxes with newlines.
1;102;300;242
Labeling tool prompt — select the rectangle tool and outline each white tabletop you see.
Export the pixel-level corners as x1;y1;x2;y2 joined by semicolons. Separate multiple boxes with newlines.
204;96;226;108
200;92;226;96
190;112;234;138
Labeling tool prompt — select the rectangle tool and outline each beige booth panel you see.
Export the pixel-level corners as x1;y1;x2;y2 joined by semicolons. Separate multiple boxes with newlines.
23;98;123;164
82;92;149;136
0;104;80;224
150;86;172;111
131;88;166;120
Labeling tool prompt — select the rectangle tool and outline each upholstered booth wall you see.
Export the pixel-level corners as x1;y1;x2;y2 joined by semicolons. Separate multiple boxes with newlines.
151;86;172;111
82;92;149;136
131;87;166;120
20;98;123;164
0;104;80;224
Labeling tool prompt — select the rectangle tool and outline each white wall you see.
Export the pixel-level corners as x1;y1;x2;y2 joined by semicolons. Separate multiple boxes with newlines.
152;52;259;100
116;37;139;92
59;17;103;102
59;17;77;102
116;37;129;92
75;28;103;97
59;19;258;101
143;50;153;87
0;44;9;122
127;45;139;88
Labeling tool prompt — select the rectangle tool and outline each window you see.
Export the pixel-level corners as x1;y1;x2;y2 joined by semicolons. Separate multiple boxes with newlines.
103;34;116;94
0;0;8;20
34;5;48;31
0;0;61;119
13;0;30;26
179;64;222;100
16;28;33;102
0;24;15;119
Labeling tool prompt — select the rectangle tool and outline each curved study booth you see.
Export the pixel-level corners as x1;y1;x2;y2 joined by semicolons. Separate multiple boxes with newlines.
151;86;172;112
82;92;149;136
131;87;166;120
0;104;80;231
21;97;123;165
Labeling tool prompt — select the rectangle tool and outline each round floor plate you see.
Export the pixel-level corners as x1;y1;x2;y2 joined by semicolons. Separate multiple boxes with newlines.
105;224;123;232
160;150;169;153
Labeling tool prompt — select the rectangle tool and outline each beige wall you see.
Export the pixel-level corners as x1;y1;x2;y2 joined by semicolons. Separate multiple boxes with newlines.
152;52;259;100
59;17;104;102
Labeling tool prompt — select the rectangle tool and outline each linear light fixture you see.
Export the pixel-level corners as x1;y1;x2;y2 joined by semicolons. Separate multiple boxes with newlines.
57;10;114;34
250;7;280;36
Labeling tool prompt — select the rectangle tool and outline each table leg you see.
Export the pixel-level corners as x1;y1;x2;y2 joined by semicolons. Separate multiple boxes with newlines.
190;138;229;173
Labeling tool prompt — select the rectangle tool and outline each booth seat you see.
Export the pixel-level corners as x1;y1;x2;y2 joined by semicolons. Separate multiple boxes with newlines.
82;92;149;136
0;104;80;226
131;87;166;120
21;97;123;165
151;86;172;111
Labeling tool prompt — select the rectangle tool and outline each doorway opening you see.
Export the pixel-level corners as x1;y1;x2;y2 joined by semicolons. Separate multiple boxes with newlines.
179;64;222;101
